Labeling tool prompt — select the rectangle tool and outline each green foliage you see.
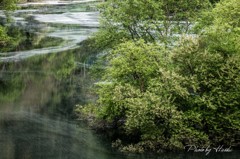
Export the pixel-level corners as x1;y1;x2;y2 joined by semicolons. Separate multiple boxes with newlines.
0;26;11;46
0;0;18;10
93;41;185;150
172;38;240;146
172;0;240;146
199;0;240;55
85;40;213;152
0;26;28;52
0;0;18;46
98;0;211;44
96;40;165;120
93;28;129;49
106;40;165;91
77;0;240;153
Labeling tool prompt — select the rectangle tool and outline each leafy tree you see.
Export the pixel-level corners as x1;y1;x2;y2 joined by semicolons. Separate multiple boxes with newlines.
172;38;240;147
0;0;18;46
98;0;211;44
0;26;10;46
201;0;240;55
80;40;213;152
96;40;165;119
173;0;240;146
77;0;240;152
94;40;188;151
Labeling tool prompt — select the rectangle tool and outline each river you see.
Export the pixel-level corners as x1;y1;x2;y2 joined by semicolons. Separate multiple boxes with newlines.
0;1;239;159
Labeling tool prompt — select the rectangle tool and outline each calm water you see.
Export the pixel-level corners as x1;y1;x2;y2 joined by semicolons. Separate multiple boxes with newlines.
0;1;239;159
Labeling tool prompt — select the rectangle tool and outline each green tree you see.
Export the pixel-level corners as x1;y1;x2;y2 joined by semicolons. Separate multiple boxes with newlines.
94;40;189;151
172;0;240;146
172;38;240;147
77;0;240;152
98;0;211;44
84;40;211;152
201;0;240;55
0;26;10;46
96;40;165;120
0;0;18;46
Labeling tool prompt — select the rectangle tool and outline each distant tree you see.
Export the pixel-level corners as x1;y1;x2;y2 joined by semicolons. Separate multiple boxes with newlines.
0;26;10;46
0;0;18;10
0;0;18;46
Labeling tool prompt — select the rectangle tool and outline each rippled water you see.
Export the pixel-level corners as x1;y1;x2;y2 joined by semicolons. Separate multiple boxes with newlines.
0;0;98;61
0;1;239;159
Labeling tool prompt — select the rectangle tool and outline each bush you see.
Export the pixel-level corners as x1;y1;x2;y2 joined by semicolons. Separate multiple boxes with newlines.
172;38;240;147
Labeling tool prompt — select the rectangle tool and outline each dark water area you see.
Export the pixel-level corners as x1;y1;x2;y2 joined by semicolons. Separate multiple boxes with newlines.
0;1;239;159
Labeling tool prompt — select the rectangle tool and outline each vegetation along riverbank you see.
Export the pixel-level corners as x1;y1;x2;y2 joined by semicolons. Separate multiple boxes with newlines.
75;0;240;154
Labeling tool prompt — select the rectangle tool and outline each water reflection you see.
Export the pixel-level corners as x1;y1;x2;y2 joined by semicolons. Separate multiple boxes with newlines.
0;110;239;159
0;112;111;159
0;49;114;159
